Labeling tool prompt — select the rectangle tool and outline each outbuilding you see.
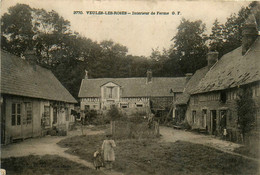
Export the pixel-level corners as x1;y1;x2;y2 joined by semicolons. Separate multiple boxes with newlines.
1;50;77;144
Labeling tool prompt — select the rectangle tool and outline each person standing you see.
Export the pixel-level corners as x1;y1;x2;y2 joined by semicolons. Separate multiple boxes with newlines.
93;147;103;170
102;134;116;170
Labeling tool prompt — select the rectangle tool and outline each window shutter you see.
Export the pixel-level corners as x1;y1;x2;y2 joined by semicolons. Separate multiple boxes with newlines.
113;87;118;99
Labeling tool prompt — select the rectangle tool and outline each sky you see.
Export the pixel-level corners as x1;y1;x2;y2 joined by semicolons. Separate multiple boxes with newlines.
1;0;251;56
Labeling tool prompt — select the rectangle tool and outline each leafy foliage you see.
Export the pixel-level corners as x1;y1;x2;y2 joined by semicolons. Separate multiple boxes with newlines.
209;1;260;57
1;2;259;99
169;18;208;74
1;4;34;55
236;88;256;138
107;105;123;121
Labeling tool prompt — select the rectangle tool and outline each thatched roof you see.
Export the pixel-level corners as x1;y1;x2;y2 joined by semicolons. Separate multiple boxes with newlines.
1;50;77;103
192;36;260;94
175;66;209;105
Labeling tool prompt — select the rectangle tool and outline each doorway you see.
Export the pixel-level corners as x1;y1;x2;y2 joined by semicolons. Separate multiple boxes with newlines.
210;110;217;135
22;102;33;138
219;110;227;130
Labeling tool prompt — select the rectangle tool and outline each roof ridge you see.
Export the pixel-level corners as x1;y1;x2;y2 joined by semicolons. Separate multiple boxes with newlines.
84;77;186;80
243;36;259;56
1;50;77;103
192;36;259;94
1;49;53;74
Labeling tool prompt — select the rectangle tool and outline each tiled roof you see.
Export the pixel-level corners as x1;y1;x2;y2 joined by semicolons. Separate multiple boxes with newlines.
1;50;77;103
78;77;186;98
175;66;209;105
192;36;260;94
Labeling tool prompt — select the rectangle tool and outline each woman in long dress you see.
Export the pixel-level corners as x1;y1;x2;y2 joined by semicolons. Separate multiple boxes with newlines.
102;134;116;170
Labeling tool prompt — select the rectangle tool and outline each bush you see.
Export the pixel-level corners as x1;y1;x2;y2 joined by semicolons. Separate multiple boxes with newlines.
128;115;147;123
107;105;123;121
112;120;158;140
236;88;256;143
91;114;110;125
84;110;98;124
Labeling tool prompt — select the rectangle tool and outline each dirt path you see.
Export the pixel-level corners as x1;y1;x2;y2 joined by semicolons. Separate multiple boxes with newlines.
1;127;123;175
160;126;259;162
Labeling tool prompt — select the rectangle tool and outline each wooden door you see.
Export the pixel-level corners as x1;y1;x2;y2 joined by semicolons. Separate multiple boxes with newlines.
22;102;33;138
10;103;22;140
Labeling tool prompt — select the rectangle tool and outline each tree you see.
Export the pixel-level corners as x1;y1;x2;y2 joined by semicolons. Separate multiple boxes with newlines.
107;105;123;136
209;19;225;58
209;1;260;57
170;18;208;74
236;88;256;143
1;4;34;55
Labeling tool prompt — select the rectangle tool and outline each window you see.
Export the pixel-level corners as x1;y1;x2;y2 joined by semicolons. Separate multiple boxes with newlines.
11;103;21;126
24;102;32;125
192;110;196;124
121;105;128;108
120;103;129;108
220;91;227;103
43;106;50;126
136;104;143;108
85;105;90;111
107;87;113;98
53;107;57;124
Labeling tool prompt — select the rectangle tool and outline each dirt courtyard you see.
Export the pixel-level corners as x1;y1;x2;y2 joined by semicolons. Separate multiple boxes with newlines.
1;125;259;175
2;126;242;158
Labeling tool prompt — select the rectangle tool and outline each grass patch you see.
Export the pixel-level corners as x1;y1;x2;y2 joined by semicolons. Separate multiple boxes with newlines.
234;145;260;159
89;119;158;140
1;155;104;175
58;134;106;162
58;134;259;175
113;120;159;140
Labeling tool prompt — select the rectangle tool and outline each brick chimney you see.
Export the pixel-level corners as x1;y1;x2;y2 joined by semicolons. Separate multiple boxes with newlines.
23;49;37;70
23;49;36;60
146;70;152;83
185;73;193;82
207;52;218;70
85;70;88;79
242;14;258;55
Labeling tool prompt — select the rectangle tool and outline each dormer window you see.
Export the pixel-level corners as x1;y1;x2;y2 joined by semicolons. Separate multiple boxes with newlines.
101;82;120;100
107;87;113;98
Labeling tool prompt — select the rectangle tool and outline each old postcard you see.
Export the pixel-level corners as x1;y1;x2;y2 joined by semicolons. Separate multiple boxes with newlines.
1;0;259;174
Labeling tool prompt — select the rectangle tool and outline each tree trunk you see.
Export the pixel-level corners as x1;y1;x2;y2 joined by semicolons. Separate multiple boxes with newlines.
110;120;116;136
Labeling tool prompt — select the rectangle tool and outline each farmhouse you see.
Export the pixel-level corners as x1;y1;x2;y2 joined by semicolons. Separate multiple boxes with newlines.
186;22;260;141
78;70;187;117
174;51;218;126
174;56;213;123
0;50;77;144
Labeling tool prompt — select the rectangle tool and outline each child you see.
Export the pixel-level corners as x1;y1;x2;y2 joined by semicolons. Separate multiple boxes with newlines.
93;147;103;170
102;134;116;170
